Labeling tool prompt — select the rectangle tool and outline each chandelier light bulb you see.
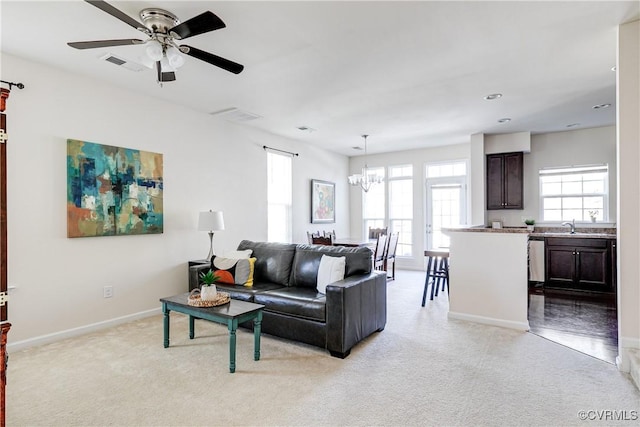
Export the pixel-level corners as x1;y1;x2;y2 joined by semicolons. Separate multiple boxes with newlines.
145;40;164;61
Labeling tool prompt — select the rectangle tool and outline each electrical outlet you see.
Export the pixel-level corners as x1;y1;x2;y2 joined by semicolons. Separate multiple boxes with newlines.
103;286;113;298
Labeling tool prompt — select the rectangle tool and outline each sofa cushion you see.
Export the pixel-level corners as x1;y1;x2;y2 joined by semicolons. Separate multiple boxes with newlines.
290;245;372;289
254;287;326;322
211;256;256;286
237;240;297;286
317;255;346;294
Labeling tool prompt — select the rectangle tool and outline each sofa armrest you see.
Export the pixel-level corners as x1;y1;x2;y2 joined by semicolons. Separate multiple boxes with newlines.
325;270;387;358
188;263;210;291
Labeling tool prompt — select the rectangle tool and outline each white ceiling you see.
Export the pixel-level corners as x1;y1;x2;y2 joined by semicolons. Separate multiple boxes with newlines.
1;1;638;156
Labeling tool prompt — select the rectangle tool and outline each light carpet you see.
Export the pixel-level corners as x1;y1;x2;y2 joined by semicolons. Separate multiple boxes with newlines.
7;270;640;426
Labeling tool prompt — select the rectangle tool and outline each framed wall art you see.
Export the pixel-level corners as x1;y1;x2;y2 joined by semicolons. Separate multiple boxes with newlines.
66;139;164;238
311;179;335;224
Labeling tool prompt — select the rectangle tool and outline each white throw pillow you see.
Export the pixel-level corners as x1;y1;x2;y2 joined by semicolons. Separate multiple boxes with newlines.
223;249;253;259
316;255;346;294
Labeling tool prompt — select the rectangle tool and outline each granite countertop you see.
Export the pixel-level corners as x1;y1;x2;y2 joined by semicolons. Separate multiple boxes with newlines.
444;226;530;234
444;225;617;239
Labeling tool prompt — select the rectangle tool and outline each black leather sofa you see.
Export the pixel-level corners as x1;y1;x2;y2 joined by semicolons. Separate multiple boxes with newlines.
188;240;387;358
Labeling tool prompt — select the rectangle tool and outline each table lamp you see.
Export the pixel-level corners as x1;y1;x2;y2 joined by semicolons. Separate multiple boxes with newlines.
198;210;225;260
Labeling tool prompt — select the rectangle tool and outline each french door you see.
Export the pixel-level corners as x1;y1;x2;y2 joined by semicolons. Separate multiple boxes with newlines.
426;177;466;250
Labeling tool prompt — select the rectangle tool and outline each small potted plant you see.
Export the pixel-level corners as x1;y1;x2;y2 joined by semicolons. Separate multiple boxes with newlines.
524;219;535;231
588;210;598;223
199;269;221;301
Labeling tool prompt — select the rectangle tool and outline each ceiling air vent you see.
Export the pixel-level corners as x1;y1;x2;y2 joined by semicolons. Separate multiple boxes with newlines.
99;53;146;72
209;107;262;122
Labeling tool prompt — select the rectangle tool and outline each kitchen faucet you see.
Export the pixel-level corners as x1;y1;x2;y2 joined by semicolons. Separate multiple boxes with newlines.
562;219;576;234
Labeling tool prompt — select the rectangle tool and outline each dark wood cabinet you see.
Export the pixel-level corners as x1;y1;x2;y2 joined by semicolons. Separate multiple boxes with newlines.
545;237;615;293
486;152;523;210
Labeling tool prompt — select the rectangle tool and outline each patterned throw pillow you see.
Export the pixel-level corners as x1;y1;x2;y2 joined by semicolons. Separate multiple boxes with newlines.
211;256;256;287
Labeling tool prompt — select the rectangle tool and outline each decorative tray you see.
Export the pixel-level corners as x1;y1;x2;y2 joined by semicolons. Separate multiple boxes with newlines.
187;290;230;307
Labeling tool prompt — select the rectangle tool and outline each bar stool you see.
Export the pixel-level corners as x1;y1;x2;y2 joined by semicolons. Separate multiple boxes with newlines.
422;250;450;306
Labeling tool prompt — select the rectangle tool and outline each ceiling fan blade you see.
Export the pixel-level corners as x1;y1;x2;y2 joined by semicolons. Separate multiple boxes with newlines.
180;45;244;74
85;0;145;31
156;62;176;83
169;11;226;40
67;39;144;50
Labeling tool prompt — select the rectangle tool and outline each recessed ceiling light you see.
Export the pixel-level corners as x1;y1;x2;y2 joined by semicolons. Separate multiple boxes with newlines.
297;126;316;132
566;123;580;128
497;118;511;123
484;93;503;100
592;103;611;110
352;146;363;151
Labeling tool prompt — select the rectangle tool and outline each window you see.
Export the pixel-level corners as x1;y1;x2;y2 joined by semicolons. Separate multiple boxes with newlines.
539;165;608;222
267;152;292;242
426;161;467;250
426;162;466;178
388;165;413;256
362;167;386;236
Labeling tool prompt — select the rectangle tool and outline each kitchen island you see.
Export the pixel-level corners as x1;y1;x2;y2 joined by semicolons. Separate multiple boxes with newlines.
444;226;530;330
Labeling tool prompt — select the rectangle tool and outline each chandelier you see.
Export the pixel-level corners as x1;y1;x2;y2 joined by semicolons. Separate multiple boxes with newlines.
348;135;384;192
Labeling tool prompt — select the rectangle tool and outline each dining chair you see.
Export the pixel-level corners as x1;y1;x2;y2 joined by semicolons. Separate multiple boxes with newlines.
373;234;388;271
323;230;336;239
384;232;399;281
368;227;388;239
307;231;321;244
421;250;450;306
311;235;333;246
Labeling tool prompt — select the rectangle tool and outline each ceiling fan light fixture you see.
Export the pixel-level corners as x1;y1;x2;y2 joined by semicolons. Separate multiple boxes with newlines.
166;46;185;68
160;57;176;72
68;1;245;82
145;40;163;61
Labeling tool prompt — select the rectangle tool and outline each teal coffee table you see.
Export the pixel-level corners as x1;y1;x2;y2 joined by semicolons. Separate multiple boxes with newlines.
160;293;265;373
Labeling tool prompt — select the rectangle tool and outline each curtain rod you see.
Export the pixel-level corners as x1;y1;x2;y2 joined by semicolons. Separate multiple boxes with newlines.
0;80;25;90
263;145;299;157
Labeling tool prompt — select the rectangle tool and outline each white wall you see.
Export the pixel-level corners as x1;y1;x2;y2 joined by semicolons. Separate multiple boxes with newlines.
487;126;617;227
616;19;640;370
448;231;529;330
2;53;349;347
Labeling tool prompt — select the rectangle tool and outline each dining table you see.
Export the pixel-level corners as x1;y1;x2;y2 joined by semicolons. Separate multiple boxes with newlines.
332;238;376;250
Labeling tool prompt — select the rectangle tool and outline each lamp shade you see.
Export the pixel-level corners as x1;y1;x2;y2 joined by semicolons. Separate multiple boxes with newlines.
198;210;225;231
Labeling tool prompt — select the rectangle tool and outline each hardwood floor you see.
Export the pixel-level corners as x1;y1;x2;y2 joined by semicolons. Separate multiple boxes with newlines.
528;289;618;364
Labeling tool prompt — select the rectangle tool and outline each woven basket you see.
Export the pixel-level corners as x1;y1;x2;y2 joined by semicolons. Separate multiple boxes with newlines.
188;288;230;307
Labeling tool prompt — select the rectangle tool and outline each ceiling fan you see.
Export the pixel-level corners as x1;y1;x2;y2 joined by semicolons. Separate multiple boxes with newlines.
67;0;244;84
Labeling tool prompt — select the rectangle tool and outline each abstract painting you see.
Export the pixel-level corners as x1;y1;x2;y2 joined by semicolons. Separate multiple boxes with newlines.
67;139;163;238
311;179;335;224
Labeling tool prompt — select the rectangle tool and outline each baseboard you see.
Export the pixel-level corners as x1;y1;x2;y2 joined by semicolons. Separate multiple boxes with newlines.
7;308;161;352
624;349;640;390
616;337;640;374
448;311;530;331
